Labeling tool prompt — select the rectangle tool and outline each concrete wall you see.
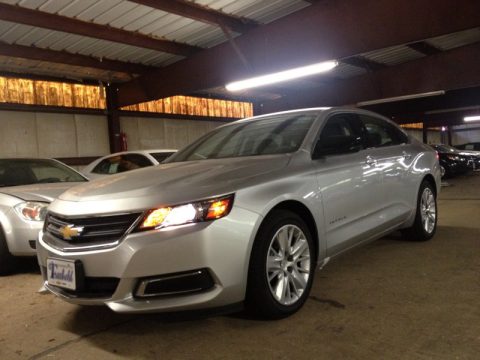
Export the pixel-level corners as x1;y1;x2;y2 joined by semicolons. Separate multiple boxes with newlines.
404;129;442;144
119;116;222;151
0;110;109;158
0;110;224;160
451;124;480;145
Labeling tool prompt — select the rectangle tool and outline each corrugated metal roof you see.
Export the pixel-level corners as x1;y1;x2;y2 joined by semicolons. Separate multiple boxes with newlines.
361;45;425;67
0;0;311;82
332;63;367;79
426;27;480;51
0;0;479;98
0;55;131;82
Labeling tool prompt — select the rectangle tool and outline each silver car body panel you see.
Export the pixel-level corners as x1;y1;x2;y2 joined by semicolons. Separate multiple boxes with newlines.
37;107;441;312
0;183;85;255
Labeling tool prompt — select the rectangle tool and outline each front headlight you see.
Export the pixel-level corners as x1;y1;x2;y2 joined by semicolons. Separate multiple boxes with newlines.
138;194;234;231
14;202;49;221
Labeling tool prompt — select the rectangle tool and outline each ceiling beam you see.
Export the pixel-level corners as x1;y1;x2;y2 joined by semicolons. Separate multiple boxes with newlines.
260;42;480;113
0;3;200;56
361;87;480;117
394;110;480;127
0;71;100;85
0;42;154;74
117;0;480;106
131;0;257;34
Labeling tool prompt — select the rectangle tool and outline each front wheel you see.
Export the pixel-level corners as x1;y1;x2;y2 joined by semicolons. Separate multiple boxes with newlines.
402;180;437;241
246;210;315;319
0;227;16;276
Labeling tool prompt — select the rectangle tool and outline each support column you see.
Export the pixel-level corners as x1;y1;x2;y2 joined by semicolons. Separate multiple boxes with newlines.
422;121;428;144
447;126;453;145
106;84;122;153
253;101;264;116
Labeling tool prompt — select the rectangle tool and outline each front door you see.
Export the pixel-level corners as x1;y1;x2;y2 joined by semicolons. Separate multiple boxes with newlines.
312;113;383;256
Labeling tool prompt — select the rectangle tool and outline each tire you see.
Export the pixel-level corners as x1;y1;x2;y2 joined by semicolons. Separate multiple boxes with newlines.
401;180;437;241
246;209;315;319
440;165;446;179
0;226;16;276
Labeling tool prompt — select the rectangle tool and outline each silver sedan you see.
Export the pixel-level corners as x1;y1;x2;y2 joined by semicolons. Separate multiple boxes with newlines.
0;158;87;275
37;108;440;318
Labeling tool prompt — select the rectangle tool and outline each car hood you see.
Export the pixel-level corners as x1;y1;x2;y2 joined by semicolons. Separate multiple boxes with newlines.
0;182;86;202
458;150;480;156
59;155;290;205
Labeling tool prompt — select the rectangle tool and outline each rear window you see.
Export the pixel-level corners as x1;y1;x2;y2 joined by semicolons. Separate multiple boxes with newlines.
92;154;153;175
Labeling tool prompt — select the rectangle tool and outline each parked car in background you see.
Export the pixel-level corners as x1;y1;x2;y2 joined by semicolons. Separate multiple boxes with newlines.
81;149;177;180
431;144;475;177
455;142;480;151
0;158;87;275
452;145;480;170
38;108;440;319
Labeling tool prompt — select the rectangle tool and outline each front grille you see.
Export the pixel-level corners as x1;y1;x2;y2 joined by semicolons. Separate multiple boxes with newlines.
61;277;120;298
45;212;142;245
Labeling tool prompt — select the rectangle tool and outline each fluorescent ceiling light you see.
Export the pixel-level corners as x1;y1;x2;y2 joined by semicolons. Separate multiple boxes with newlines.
464;115;480;122
357;91;445;106
225;60;338;91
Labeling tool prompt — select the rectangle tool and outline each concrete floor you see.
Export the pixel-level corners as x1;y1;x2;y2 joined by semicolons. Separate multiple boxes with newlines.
1;173;479;359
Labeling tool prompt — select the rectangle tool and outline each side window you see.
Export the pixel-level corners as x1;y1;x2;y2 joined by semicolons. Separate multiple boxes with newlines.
314;113;365;156
360;115;408;148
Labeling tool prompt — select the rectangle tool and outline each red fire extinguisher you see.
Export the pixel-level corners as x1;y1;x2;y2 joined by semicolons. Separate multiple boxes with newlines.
120;132;128;151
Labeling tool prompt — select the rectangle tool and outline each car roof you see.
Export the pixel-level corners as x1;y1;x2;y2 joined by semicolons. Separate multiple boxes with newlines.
106;149;177;157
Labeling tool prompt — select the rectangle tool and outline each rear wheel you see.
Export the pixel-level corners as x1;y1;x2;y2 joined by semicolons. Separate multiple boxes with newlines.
402;180;437;241
440;165;446;178
0;227;16;275
246;210;315;319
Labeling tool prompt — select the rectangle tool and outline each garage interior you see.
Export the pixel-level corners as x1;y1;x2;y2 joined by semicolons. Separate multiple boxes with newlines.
0;0;479;358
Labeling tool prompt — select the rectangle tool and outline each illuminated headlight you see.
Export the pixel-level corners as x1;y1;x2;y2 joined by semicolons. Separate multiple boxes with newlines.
138;194;234;231
14;202;48;221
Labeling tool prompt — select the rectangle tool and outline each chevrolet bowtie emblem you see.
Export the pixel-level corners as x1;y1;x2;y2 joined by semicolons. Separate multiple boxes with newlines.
59;225;84;240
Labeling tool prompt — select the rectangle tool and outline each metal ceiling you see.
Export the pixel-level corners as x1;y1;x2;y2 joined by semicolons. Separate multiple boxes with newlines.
0;0;479;103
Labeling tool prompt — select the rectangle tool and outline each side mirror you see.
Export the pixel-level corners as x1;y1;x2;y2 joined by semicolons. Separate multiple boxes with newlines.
313;135;363;158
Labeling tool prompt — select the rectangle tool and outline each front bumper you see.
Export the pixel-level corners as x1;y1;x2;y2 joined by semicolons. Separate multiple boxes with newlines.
1;208;42;256
37;206;261;313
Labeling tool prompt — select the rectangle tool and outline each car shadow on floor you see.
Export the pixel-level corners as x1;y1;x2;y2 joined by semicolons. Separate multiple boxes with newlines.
11;257;40;275
51;224;478;358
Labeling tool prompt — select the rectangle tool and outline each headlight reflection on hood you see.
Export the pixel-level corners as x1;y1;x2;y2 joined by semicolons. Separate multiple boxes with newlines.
138;194;234;231
14;202;49;221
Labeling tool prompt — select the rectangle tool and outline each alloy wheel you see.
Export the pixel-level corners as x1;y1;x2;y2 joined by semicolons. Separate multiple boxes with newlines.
266;224;311;306
420;187;436;234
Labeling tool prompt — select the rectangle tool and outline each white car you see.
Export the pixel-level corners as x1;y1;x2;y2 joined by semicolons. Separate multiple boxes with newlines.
82;150;177;180
0;158;87;275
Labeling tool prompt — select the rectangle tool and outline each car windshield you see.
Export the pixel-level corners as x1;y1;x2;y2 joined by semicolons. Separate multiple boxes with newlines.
169;113;317;162
0;159;87;187
150;152;176;163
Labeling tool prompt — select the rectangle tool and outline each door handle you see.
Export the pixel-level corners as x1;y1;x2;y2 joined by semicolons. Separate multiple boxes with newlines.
402;151;412;160
365;155;376;166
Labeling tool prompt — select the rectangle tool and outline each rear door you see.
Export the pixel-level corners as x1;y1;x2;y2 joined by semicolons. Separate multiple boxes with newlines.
359;114;415;225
